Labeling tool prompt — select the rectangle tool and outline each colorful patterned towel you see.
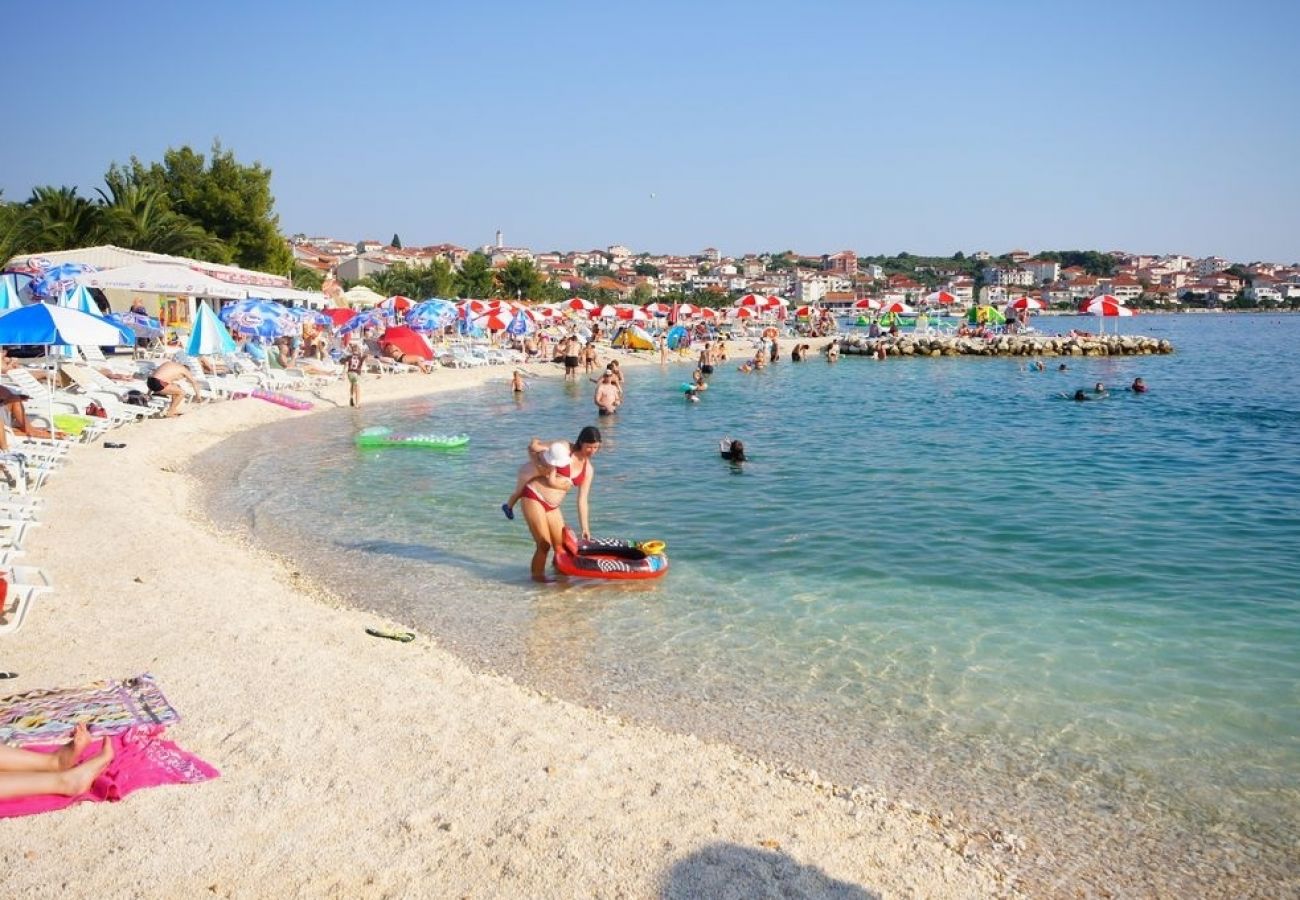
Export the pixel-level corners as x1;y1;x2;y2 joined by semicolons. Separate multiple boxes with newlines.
0;674;181;746
0;725;220;818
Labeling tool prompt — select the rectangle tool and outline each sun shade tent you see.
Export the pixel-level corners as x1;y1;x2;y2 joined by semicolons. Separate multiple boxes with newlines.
75;262;246;300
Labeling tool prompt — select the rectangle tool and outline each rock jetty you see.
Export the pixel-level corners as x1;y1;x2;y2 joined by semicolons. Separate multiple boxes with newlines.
839;333;1173;358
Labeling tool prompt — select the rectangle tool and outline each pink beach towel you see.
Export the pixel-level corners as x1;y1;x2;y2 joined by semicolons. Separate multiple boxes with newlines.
0;725;219;819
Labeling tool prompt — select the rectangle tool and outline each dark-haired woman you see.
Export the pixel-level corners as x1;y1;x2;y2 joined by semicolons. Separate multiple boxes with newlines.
505;426;602;539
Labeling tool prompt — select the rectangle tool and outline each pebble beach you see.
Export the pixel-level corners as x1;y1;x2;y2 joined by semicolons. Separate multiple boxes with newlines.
0;346;1015;898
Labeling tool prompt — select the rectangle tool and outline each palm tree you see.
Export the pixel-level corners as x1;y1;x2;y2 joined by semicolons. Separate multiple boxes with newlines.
96;182;225;259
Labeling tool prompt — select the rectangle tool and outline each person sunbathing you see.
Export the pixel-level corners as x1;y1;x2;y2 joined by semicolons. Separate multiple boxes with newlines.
0;386;59;441
0;723;114;800
381;343;433;374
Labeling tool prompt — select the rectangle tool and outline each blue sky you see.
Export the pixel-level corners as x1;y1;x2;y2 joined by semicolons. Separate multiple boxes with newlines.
6;0;1298;262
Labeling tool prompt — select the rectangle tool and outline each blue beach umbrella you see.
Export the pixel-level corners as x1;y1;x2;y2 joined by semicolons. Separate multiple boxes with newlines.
404;298;457;333
220;298;297;339
0;303;127;426
59;284;101;315
0;276;25;313
284;305;331;327
506;309;533;337
27;263;96;300
665;324;688;350
337;308;386;338
187;303;239;356
107;311;164;339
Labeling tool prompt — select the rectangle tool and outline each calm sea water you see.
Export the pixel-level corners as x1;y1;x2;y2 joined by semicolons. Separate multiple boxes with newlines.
198;314;1300;894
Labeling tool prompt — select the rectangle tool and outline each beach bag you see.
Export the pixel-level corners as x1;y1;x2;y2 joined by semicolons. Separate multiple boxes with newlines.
85;401;108;418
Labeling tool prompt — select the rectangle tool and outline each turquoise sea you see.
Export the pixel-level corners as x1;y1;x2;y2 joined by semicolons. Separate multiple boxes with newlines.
198;314;1299;894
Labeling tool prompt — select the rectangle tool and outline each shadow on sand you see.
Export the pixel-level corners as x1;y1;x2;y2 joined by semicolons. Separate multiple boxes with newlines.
662;843;877;900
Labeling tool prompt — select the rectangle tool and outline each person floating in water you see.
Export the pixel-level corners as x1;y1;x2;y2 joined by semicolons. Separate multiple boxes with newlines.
1072;389;1092;402
1094;382;1108;395
511;370;526;393
719;437;745;461
1130;377;1147;393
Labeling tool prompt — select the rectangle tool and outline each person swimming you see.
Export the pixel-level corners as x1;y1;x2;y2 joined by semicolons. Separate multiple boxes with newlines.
719;437;745;461
1131;377;1147;393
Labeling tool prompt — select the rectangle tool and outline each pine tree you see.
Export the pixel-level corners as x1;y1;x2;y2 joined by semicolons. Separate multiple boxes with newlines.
391;233;402;249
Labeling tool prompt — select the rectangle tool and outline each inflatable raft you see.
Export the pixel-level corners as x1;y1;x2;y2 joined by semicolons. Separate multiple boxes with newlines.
554;527;668;580
355;426;470;450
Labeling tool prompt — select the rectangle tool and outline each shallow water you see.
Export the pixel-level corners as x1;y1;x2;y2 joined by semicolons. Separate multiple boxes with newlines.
198;314;1300;894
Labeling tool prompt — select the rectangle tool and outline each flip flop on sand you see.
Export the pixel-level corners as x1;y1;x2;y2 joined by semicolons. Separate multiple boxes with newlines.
365;627;415;643
501;503;514;520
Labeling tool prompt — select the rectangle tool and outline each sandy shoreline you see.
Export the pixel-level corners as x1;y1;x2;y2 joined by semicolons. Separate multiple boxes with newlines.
0;344;1010;898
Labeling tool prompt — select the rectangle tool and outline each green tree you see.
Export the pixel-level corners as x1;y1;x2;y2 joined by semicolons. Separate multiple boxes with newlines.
111;141;292;274
292;265;325;290
455;252;495;298
633;261;660;277
631;282;655;304
495;258;543;301
96;181;224;259
391;233;402;249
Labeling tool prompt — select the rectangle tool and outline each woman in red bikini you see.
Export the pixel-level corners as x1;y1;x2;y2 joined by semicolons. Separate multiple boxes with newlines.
502;427;602;579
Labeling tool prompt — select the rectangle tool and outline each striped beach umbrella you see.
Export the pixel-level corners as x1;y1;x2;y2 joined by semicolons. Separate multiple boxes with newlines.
925;290;958;306
336;307;387;337
565;296;596;312
405;298;457;333
1008;296;1046;311
852;298;882;311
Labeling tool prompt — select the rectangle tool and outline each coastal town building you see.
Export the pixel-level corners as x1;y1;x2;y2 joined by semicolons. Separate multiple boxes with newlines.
1021;259;1060;284
824;250;857;277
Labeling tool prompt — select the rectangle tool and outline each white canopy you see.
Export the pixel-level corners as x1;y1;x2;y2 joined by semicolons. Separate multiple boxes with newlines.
6;244;292;290
75;262;246;300
342;285;386;308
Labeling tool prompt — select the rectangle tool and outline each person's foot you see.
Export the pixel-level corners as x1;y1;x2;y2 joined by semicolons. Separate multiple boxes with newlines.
501;503;514;520
55;723;92;769
60;737;113;796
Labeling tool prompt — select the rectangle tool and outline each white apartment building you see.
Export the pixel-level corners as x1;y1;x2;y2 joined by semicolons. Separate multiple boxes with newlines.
1161;255;1194;272
794;273;851;303
607;245;632;261
700;247;721;264
1195;256;1231;277
1021;259;1061;284
982;266;1036;287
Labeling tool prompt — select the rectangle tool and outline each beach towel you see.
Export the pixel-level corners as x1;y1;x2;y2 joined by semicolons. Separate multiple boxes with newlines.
0;724;219;818
0;673;180;746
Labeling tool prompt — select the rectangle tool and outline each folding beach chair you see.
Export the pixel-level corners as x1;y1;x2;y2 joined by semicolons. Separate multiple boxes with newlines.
0;566;54;636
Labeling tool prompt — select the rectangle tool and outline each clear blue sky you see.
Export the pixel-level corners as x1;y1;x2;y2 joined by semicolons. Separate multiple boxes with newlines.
6;0;1298;262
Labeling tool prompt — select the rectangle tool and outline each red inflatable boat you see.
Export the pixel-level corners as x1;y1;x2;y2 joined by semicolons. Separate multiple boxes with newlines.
554;527;669;580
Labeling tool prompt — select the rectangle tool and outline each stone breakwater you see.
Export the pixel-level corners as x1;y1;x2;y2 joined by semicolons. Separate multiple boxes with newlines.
840;333;1174;358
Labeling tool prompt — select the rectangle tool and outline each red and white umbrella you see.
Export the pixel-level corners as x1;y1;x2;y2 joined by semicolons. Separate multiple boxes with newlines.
1008;296;1046;311
1080;294;1135;333
615;305;648;322
565;296;596;312
459;298;491;316
878;300;916;316
532;305;561;321
852;298;882;311
1080;294;1134;316
925;290;957;306
696;307;718;319
593;304;619;318
472;310;512;331
380;295;414;313
676;302;700;318
733;306;761;319
737;293;781;309
793;305;816;318
643;301;672;316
